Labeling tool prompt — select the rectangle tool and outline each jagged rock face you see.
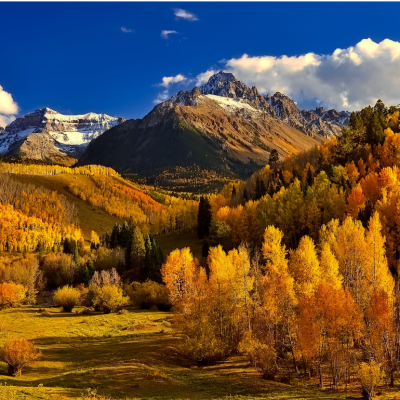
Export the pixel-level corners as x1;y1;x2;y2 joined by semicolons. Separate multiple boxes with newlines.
0;108;124;163
265;91;350;138
198;71;349;138
199;71;276;115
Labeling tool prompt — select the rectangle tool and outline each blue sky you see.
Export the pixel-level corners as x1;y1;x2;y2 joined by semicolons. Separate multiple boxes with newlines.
0;2;399;124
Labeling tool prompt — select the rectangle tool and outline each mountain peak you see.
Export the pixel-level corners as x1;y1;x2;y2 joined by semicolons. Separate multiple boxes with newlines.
198;71;242;98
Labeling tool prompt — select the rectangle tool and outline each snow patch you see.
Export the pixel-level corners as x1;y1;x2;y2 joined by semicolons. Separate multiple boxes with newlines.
205;94;260;114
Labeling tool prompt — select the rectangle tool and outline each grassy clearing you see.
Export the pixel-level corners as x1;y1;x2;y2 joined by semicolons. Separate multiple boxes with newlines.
1;306;399;400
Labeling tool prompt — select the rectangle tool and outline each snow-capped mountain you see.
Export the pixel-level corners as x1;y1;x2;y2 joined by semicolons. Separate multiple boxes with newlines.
0;108;125;164
198;71;349;138
79;76;324;189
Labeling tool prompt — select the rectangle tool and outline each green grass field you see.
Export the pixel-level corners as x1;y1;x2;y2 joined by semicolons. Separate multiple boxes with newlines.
1;304;399;400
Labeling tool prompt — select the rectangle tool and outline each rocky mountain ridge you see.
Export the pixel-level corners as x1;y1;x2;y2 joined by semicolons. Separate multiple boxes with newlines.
198;71;349;138
0;108;124;164
78;73;324;191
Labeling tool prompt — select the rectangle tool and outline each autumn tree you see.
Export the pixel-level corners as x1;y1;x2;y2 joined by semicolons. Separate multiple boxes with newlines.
358;361;385;400
1;338;40;376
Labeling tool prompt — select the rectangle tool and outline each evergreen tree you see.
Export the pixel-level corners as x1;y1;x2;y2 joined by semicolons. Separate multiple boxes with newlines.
197;196;212;239
367;112;385;145
126;226;146;281
110;223;121;249
269;149;279;169
119;221;132;248
243;188;249;202
63;238;76;254
63;238;71;254
73;247;81;270
231;185;237;198
307;167;313;187
255;177;266;200
143;237;164;283
144;235;153;281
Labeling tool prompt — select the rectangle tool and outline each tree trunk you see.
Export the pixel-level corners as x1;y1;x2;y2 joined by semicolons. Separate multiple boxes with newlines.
318;362;323;388
7;363;15;376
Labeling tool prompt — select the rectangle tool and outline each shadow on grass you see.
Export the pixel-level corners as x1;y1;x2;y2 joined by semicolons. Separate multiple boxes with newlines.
0;332;363;400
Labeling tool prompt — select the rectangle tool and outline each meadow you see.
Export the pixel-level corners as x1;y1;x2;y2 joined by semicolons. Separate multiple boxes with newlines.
1;304;391;400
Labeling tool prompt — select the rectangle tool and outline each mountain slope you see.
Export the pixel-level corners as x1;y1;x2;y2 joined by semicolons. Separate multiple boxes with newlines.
0;108;124;165
79;74;325;191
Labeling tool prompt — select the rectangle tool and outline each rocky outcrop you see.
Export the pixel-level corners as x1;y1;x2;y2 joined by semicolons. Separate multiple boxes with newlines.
0;108;124;164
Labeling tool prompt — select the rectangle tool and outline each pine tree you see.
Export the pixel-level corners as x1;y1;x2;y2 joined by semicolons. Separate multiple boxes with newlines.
144;238;164;283
254;177;266;200
243;188;249;202
269;149;279;169
126;226;146;281
110;223;121;249
367;113;385;145
119;221;132;248
197;196;212;239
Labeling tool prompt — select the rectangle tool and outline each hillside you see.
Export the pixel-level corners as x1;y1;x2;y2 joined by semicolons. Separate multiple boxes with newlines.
0;162;198;243
79;73;326;190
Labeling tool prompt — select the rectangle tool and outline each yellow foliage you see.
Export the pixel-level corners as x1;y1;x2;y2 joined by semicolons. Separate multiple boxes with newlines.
0;338;40;376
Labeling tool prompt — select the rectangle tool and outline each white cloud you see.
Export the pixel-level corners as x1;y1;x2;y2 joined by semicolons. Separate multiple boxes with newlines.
161;30;178;39
194;38;400;111
196;69;217;86
159;74;186;88
121;26;133;33
173;8;198;21
0;85;18;128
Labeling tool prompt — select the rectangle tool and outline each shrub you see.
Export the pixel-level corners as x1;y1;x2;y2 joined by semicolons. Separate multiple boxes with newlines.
81;389;111;400
126;280;171;311
0;338;41;376
53;285;81;312
92;285;129;313
42;253;76;288
0;282;26;309
239;334;278;380
87;269;122;310
93;247;124;272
